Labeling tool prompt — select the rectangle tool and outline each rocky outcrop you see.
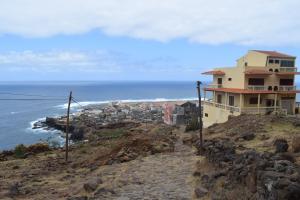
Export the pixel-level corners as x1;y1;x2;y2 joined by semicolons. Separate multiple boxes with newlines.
197;138;300;200
274;139;289;153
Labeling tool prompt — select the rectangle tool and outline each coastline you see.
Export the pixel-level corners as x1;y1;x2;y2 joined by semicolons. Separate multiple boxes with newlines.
30;99;199;145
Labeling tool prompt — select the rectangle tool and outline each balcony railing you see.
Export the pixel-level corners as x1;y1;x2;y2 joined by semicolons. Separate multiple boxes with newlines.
247;85;267;91
203;100;240;113
247;85;297;91
279;86;297;91
205;84;223;88
204;100;287;115
277;67;297;72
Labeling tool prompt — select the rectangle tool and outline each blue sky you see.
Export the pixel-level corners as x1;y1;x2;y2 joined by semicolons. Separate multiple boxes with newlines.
1;0;300;81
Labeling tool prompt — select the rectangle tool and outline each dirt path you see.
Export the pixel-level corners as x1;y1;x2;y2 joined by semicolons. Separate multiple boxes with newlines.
92;133;199;200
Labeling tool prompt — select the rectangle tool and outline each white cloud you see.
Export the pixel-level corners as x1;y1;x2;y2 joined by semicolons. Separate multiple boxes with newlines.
0;50;198;74
0;0;300;45
0;50;122;73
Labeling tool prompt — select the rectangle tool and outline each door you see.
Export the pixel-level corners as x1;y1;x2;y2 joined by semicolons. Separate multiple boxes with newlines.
229;96;234;106
217;78;222;88
217;94;222;104
281;100;293;114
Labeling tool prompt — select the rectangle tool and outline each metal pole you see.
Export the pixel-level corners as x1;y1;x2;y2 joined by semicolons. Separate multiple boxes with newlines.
65;91;72;162
197;81;203;153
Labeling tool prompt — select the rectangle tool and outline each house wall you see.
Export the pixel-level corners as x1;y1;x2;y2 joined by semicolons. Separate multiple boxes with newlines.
212;66;245;89
244;69;295;89
203;104;240;127
237;51;268;67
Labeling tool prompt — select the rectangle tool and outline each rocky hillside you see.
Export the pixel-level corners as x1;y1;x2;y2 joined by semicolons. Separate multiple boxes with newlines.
193;114;300;200
0;122;176;199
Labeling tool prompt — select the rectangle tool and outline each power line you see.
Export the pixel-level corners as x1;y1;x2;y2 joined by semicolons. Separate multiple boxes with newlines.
0;91;67;98
71;97;85;109
0;98;66;101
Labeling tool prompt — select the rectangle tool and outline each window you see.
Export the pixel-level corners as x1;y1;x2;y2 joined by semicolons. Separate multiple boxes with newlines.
205;113;208;117
269;68;273;72
217;78;222;85
245;62;248;66
249;97;262;104
280;79;294;86
281;60;295;67
249;97;258;104
217;94;222;103
228;78;232;81
248;78;264;85
229;96;234;106
275;60;280;64
269;59;274;64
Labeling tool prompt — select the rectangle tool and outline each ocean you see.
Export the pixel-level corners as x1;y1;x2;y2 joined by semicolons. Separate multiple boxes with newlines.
0;81;198;150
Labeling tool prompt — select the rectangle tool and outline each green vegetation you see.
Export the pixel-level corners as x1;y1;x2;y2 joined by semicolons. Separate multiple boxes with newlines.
14;144;27;158
185;118;200;132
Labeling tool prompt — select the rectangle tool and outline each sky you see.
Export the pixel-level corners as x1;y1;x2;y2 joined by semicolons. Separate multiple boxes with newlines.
1;0;300;81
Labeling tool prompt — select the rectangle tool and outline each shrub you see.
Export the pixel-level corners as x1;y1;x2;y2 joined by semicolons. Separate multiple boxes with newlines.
185;118;200;132
27;143;50;154
14;144;27;158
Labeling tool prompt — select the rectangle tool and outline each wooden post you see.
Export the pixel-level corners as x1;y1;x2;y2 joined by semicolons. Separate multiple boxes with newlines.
274;93;277;112
257;93;261;115
65;91;72;162
225;92;228;109
239;93;243;112
197;81;203;154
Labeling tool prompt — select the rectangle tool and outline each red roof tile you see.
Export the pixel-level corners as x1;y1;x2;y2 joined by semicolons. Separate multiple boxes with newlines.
276;72;300;75
244;69;272;75
202;70;225;75
253;50;295;58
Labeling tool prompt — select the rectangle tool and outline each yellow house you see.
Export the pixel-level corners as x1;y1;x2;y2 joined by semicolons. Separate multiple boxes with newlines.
202;50;300;127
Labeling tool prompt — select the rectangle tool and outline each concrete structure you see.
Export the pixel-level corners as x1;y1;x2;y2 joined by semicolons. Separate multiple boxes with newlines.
202;50;300;127
163;101;198;125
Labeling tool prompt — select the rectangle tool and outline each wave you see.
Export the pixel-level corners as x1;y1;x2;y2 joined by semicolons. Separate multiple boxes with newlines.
54;97;199;109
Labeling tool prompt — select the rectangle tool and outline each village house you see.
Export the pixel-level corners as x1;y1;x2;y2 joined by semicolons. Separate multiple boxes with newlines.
163;101;198;125
202;50;300;127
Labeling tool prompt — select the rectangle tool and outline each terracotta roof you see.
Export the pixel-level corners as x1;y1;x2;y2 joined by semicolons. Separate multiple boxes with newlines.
252;50;295;58
202;70;225;75
244;69;272;75
276;72;300;75
203;87;300;94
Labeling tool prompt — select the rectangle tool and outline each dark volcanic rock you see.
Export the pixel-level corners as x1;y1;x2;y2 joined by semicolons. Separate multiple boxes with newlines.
274;139;289;153
197;138;300;200
194;186;208;198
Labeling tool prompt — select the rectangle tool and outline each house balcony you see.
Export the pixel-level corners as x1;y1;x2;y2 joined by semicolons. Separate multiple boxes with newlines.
203;100;240;113
278;67;297;73
247;85;297;92
247;85;267;91
205;84;223;89
203;100;287;115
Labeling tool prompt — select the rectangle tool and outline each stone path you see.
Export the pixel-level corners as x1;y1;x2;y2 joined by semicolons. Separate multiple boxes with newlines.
93;134;199;199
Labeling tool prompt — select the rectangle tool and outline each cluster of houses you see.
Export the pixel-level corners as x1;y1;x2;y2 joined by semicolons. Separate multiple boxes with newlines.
81;101;199;126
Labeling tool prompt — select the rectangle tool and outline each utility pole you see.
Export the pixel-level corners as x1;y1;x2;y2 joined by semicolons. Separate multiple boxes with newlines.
197;81;203;154
65;91;72;162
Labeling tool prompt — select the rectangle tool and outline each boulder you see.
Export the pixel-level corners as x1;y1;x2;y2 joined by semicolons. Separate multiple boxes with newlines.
194;186;208;198
240;132;255;141
274;139;289;153
292;135;300;153
83;178;102;192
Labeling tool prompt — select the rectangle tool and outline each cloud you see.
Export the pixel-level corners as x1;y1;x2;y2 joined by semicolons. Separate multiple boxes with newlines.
0;50;198;74
0;50;122;73
0;0;299;45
